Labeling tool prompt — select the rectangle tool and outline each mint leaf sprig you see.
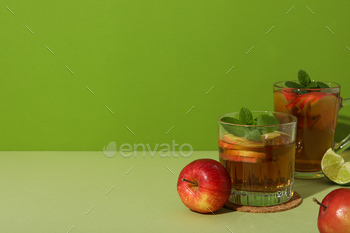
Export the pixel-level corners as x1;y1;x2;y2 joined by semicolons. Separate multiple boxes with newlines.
220;107;279;141
285;70;330;89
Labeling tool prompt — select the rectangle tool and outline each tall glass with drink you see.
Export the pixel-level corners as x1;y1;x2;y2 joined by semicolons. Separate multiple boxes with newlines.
273;70;350;179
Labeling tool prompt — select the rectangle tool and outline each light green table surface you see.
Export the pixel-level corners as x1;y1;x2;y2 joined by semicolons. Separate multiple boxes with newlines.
1;151;350;233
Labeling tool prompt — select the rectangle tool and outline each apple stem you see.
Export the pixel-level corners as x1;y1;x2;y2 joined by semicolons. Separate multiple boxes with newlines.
313;198;327;210
182;178;197;186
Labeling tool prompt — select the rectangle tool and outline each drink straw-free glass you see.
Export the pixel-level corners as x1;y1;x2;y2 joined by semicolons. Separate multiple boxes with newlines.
218;111;297;206
274;81;350;179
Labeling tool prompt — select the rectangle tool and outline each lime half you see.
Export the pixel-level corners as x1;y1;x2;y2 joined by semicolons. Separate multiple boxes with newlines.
321;148;350;185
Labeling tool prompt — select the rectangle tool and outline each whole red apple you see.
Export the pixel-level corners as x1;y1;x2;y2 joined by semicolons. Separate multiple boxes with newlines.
177;159;231;213
314;188;350;233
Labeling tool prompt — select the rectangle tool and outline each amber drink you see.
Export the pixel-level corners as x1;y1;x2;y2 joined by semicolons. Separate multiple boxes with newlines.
273;81;341;179
218;111;297;206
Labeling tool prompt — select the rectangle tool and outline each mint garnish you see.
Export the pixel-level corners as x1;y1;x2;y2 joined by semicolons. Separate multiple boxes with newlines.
220;108;280;141
256;114;279;134
245;128;262;141
256;114;279;126
285;69;330;89
285;81;303;88
306;81;318;88
239;107;253;125
221;117;240;125
220;117;245;137
298;69;311;86
317;81;330;88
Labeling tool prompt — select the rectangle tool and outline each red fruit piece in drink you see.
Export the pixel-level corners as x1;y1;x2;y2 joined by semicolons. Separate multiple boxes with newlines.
286;95;303;110
224;149;265;159
222;134;246;145
218;139;237;149
286;92;329;116
220;153;263;163
285;93;311;111
298;94;317;114
281;90;298;102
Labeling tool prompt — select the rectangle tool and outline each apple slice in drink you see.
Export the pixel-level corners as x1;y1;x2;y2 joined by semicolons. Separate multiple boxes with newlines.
285;95;303;110
219;152;263;163
222;133;264;147
218;139;237;149
274;92;290;114
220;134;266;163
220;148;265;163
296;94;317;115
285;92;324;115
309;94;338;131
224;149;265;159
281;90;298;101
222;134;248;144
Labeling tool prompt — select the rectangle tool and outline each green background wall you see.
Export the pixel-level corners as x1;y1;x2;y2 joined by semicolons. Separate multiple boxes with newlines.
1;0;350;151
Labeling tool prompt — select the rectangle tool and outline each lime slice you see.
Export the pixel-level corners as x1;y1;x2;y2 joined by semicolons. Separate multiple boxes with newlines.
321;148;350;185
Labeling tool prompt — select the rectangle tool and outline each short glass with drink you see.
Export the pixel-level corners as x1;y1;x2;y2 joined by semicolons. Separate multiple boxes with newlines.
218;111;297;206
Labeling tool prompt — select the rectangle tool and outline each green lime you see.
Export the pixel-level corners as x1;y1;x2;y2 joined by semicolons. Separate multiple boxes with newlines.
321;148;350;185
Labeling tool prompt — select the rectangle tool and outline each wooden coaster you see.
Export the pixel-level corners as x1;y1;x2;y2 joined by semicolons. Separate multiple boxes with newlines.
224;191;302;213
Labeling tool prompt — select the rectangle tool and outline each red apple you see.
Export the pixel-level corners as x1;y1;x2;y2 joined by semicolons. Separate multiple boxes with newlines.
314;188;350;233
177;159;231;213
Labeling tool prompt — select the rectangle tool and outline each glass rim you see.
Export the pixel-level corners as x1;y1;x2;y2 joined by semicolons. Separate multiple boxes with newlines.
217;111;297;127
273;80;341;90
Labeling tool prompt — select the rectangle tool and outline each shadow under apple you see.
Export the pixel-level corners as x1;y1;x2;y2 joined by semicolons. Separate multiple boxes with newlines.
214;206;236;214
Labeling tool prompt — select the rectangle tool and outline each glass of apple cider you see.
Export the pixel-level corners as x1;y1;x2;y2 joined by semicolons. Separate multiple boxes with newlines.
274;81;350;179
218;111;297;207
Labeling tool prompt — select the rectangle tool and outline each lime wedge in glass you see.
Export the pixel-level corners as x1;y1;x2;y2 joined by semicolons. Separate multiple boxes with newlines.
321;148;350;185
